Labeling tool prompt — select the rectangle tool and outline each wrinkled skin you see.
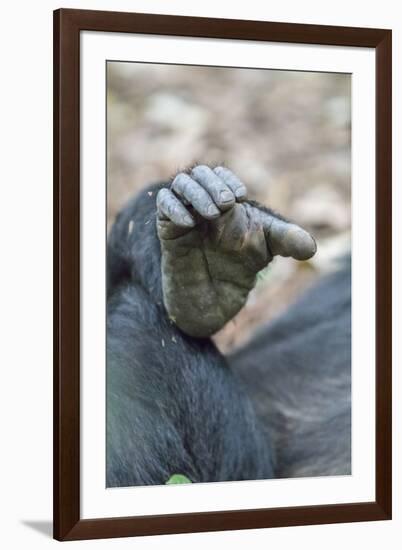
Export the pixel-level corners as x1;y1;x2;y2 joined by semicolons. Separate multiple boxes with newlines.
106;165;350;487
156;165;316;337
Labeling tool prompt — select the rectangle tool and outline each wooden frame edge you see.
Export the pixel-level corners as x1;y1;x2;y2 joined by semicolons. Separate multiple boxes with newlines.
53;8;81;540
55;501;388;541
374;29;392;520
53;8;392;541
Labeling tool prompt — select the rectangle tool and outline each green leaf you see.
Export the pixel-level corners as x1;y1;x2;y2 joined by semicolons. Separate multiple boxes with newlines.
166;474;192;485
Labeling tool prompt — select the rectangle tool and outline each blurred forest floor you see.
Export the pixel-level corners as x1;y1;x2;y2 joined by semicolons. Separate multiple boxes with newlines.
107;62;351;352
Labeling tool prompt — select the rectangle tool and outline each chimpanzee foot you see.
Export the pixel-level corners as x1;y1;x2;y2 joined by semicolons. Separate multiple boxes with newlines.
156;165;316;337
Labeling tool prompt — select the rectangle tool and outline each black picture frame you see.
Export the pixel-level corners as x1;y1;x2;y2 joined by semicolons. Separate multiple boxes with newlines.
54;8;392;541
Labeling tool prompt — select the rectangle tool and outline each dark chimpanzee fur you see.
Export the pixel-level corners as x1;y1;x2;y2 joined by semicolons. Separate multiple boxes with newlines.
106;177;351;487
107;183;274;486
229;261;351;478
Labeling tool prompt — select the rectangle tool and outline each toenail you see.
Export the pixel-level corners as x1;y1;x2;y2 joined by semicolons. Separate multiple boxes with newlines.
208;204;220;217
220;190;234;203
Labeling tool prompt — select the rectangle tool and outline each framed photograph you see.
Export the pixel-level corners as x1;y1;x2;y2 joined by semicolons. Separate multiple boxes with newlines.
53;8;392;541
